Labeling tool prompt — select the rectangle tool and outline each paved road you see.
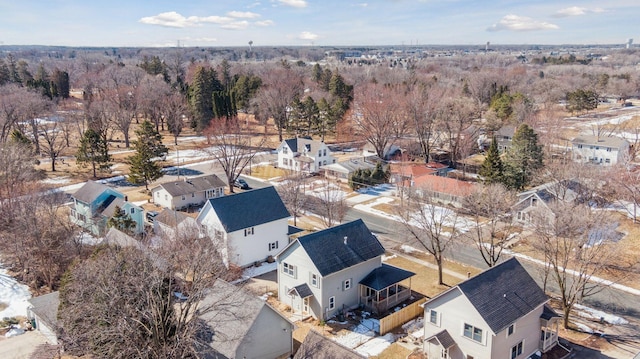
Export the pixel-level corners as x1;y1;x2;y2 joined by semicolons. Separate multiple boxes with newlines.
344;207;640;324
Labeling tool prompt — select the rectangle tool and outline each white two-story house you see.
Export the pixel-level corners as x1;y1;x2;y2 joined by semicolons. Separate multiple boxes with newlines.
277;137;335;173
423;258;562;359
196;186;291;268
151;174;226;210
571;135;630;166
277;219;415;321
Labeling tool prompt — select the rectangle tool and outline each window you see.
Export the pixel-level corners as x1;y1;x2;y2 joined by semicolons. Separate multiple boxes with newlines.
191;193;195;197
244;227;254;236
165;194;168;200
130;208;135;214
605;159;611;164
343;278;352;290
268;241;278;251
463;323;482;342
283;147;288;154
606;147;612;152
507;324;514;336
440;348;449;359
156;192;160;197
182;195;185;200
429;310;438;325
323;149;327;156
466;356;474;359
318;150;322;157
311;273;318;288
329;296;335;310
510;341;523;359
283;262;296;277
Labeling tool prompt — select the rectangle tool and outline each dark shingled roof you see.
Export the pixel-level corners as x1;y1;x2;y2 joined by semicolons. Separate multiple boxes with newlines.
294;330;365;359
205;186;290;233
28;291;60;328
285;138;298;152
426;329;456;349
457;257;548;334
289;283;313;298
541;304;560;321
298;219;385;277
359;264;415;291
288;225;305;236
72;180;114;204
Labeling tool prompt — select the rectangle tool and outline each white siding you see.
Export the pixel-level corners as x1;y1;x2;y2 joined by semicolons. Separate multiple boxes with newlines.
237;306;293;359
491;304;545;359
227;218;289;267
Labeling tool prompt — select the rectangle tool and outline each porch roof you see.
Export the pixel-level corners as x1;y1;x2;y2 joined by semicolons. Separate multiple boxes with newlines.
359;264;415;291
426;329;456;349
540;304;560;320
289;283;313;298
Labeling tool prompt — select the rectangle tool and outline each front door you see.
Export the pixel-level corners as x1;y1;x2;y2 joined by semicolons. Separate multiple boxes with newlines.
303;297;309;314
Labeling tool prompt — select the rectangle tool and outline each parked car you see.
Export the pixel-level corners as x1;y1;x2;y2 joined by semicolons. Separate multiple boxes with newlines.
145;211;159;223
234;178;250;190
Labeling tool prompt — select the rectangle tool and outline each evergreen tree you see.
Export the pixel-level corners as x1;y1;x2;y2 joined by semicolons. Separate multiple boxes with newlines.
232;74;261;112
107;206;136;234
76;129;111;178
502;124;543;190
10;129;33;149
188;66;221;131
51;69;70;99
479;137;503;184
311;63;323;83
127;121;168;189
0;59;10;85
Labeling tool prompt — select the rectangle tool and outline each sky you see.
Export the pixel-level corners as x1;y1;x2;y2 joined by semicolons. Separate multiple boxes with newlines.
0;0;638;47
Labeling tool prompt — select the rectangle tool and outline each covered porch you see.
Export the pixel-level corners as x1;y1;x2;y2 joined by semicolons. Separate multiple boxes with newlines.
359;264;415;315
287;283;314;320
540;304;560;352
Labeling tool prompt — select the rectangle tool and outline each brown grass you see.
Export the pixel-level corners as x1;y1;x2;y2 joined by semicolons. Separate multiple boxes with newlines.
246;165;288;180
372;342;413;359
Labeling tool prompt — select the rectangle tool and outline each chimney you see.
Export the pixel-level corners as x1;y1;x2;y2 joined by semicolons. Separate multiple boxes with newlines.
124;195;128;202
343;236;348;245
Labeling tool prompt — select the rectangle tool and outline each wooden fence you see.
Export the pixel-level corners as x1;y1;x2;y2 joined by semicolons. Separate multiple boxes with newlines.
379;297;426;335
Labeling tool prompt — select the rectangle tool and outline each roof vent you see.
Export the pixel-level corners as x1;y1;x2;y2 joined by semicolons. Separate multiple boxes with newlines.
344;236;348;245
503;293;507;298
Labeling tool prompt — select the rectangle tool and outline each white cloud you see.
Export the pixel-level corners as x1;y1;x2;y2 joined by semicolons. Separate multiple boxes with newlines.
139;12;238;28
255;20;275;26
227;11;261;19
357;3;368;7
554;6;606;18
279;0;308;8
221;21;249;30
487;14;559;32
247;2;261;8
298;31;318;40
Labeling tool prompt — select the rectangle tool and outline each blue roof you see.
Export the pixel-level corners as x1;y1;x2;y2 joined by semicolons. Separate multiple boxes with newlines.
205;186;290;232
298;219;385;277
457;258;548;334
359;264;415;291
285;138;298;152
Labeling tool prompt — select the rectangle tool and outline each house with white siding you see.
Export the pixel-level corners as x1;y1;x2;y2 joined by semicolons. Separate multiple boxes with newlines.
151;174;226;210
423;258;563;359
277;137;335;173
196;186;291;268
277;219;415;321
571;135;629;166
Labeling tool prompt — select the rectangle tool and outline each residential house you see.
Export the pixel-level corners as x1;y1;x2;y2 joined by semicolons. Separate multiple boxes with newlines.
512;180;586;226
423;257;561;359
27;291;60;345
70;181;144;236
277;219;415;321
571;135;630;166
197;186;291;268
321;158;377;183
410;175;477;208
199;280;295;359
153;208;200;239
294;330;365;359
277;137;336;173
151;174;226;210
495;125;517;152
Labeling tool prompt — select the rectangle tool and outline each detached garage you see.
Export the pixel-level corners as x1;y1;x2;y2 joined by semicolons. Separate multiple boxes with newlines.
27;291;59;345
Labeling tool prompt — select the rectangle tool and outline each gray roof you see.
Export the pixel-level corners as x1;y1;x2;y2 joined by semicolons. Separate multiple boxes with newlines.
28;291;59;328
154;174;226;197
288;225;305;236
155;208;191;227
298;219;385;277
322;159;376;174
204;186;290;232
294;330;365;359
541;304;560;321
72;180;116;204
289;283;313;298
517;180;584;205
457;257;548;334
426;329;456;349
101;197;125;217
285;138;299;152
359;264;415;291
572;135;629;148
199;280;291;359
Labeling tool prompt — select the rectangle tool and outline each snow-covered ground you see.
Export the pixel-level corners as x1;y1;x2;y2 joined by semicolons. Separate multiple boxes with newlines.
574;303;629;325
0;267;32;318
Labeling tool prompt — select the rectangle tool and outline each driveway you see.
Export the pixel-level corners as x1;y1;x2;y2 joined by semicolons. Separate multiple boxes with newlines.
0;330;48;359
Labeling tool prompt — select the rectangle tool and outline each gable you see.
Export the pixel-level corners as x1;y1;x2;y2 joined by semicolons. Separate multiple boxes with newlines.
298;219;385;277
203;186;290;232
457;258;548;334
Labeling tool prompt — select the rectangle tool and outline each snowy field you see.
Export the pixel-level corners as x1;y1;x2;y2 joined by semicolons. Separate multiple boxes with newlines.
0;267;31;319
332;317;395;356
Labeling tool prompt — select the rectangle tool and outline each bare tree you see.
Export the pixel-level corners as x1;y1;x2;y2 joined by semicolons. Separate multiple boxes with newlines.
612;167;640;223
310;177;347;228
163;92;188;145
354;83;407;159
203;118;266;193
530;201;620;328
405;82;444;162
38;119;68;172
276;172;307;226
0;141;42;200
463;183;517;267
438;95;477;167
396;188;462;285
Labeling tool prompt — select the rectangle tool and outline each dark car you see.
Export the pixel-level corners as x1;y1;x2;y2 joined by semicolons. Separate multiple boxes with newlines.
234;178;250;190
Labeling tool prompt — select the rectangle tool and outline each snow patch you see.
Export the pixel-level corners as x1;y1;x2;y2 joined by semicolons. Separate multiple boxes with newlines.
574;304;629;325
354;333;395;356
0;267;32;318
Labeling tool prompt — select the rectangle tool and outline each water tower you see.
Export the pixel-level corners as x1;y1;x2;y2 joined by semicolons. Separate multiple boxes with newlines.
626;39;633;49
486;41;490;51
